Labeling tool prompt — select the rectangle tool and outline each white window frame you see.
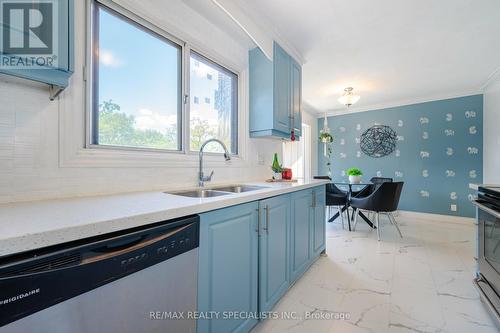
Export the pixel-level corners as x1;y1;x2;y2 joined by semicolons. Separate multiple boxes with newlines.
84;0;241;158
58;0;248;169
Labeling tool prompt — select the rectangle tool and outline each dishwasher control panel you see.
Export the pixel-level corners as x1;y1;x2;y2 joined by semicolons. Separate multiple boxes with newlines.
155;222;198;258
119;220;199;269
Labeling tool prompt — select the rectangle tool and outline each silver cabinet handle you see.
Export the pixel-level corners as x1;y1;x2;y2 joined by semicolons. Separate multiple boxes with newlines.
264;205;270;234
473;201;500;219
256;207;261;234
312;190;316;208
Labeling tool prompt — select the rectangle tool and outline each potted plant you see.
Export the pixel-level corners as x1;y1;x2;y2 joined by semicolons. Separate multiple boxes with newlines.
347;167;363;184
319;132;334;144
319;131;334;177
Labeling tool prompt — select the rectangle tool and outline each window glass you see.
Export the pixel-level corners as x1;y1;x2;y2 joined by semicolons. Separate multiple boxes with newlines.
92;4;182;150
189;52;238;154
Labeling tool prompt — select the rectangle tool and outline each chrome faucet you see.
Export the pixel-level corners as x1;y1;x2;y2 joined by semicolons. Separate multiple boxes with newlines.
199;139;231;187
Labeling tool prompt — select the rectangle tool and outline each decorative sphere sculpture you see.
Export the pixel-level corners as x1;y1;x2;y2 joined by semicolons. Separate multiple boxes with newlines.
360;125;397;158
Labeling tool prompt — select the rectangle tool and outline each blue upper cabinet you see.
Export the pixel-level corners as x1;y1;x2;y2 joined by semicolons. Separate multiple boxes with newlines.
273;43;291;134
0;0;74;100
290;58;302;138
249;42;302;140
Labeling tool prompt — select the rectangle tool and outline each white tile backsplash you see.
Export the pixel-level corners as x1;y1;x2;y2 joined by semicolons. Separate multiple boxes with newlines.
0;76;286;203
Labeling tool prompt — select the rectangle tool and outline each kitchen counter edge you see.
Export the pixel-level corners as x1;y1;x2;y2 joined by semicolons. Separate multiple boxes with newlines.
0;180;329;257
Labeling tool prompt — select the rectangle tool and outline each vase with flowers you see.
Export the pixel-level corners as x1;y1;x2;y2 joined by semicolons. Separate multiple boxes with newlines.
271;153;283;180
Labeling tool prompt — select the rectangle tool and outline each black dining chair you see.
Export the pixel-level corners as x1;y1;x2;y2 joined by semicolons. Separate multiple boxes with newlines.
314;176;349;229
313;176;331;180
350;182;404;241
370;177;393;184
352;177;392;197
349;177;391;198
362;177;393;220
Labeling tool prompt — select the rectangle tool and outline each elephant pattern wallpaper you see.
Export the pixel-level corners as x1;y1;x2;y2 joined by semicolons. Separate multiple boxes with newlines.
318;95;483;217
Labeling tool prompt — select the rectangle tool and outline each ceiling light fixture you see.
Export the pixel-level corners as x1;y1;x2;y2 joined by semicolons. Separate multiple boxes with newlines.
338;87;360;107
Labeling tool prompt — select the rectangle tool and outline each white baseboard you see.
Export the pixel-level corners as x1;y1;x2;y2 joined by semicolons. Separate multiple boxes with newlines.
394;210;475;225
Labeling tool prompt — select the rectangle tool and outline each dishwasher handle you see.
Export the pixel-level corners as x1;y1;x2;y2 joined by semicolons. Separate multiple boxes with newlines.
0;217;199;279
82;224;192;265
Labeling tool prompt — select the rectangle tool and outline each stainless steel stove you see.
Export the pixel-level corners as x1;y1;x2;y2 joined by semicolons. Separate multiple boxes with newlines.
474;185;500;327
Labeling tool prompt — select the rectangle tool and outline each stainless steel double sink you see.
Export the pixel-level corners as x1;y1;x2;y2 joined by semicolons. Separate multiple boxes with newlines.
166;185;268;198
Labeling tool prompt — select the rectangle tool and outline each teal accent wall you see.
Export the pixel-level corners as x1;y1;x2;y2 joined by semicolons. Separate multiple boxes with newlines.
318;95;483;217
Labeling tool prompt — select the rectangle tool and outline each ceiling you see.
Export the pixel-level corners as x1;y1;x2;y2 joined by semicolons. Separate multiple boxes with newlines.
245;0;500;113
182;0;255;50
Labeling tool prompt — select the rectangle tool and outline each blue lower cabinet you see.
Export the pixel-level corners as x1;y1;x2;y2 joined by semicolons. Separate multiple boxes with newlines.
290;189;312;282
258;195;291;312
197;187;325;333
198;202;259;333
312;187;326;257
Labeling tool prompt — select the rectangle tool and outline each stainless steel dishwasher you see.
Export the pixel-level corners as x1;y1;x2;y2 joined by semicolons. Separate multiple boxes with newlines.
0;215;199;333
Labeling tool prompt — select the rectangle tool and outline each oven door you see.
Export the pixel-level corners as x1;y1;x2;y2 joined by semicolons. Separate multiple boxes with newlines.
475;199;500;322
477;200;500;291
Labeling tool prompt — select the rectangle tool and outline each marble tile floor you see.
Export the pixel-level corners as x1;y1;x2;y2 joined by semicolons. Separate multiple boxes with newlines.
251;212;498;333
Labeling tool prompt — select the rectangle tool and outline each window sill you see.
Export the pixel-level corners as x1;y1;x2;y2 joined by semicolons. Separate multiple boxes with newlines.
60;144;247;168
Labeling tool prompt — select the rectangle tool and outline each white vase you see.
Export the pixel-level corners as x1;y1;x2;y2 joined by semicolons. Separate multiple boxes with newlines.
273;172;282;180
349;175;361;184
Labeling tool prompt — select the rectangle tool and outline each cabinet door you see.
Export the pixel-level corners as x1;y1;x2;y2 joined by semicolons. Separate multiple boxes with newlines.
259;194;290;312
273;43;291;135
312;187;326;257
198;202;259;333
290;189;312;282
0;0;74;88
291;59;302;138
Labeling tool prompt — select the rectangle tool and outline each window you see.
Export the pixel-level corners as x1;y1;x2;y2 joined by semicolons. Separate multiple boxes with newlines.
89;2;239;156
91;2;182;150
283;124;311;180
189;52;238;154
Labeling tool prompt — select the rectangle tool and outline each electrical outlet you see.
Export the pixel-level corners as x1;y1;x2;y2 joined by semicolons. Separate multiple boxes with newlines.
257;153;265;165
451;204;457;212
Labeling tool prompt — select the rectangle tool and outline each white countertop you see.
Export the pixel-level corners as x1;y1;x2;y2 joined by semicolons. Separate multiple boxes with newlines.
469;183;500;190
0;179;328;257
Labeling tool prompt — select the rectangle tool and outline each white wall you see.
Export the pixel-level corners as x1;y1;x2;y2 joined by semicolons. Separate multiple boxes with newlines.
0;0;287;204
483;77;500;184
301;108;318;176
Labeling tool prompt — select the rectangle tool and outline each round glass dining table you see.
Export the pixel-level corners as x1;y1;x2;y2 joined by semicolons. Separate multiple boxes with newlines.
328;182;376;230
